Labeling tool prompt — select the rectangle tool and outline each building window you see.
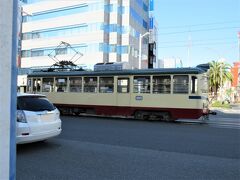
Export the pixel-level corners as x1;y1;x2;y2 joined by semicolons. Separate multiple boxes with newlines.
22;0;40;4
130;7;148;29
84;77;97;93
118;6;125;14
109;44;116;52
55;48;67;55
69;77;82;92
22;33;32;40
143;3;148;12
21;50;31;57
23;4;89;22
153;76;171;94
22;24;91;40
173;75;189;94
21;44;87;58
143;20;148;29
31;50;44;57
104;4;113;12
133;76;151;93
99;77;114;93
121;46;129;54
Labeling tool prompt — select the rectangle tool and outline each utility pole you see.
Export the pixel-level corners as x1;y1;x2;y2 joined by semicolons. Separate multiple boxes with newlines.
0;0;18;179
238;31;240;61
220;62;223;102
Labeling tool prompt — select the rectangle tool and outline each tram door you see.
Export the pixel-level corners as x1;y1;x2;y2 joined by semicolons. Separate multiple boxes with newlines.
116;77;131;115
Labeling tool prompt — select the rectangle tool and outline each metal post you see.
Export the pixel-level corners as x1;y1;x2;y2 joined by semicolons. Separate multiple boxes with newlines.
220;62;223;102
138;32;150;69
238;31;240;61
0;0;18;179
138;34;142;69
187;32;192;67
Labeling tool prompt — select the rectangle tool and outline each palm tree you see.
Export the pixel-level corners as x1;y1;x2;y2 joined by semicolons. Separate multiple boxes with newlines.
208;61;232;99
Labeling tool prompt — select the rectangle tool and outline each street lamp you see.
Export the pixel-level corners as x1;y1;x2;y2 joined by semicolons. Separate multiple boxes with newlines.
138;32;150;69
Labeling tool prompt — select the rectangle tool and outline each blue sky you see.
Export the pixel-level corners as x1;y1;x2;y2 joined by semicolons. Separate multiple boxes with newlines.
154;0;240;67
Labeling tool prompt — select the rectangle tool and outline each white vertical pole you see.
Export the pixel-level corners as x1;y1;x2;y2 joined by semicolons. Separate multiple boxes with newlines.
220;62;223;102
238;31;240;61
0;0;17;179
138;34;142;69
187;32;192;67
138;32;150;69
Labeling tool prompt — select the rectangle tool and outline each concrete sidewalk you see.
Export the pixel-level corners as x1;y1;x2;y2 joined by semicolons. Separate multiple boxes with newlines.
210;106;240;114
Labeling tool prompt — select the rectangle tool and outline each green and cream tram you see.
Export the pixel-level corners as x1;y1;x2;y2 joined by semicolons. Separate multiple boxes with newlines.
27;67;210;121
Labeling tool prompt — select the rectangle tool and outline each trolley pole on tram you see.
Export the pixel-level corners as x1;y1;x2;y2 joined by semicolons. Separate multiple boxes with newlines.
0;0;18;179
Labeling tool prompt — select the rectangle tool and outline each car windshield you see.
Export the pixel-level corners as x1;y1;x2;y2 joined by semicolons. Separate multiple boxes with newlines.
17;96;56;111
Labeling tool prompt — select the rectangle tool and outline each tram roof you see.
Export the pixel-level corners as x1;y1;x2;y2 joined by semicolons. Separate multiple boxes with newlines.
28;67;206;77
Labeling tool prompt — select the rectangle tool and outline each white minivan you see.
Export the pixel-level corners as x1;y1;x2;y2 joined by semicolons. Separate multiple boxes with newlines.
17;93;62;144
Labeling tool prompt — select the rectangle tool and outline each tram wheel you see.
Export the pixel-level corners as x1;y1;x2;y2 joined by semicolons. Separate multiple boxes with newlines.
134;111;149;120
134;111;143;120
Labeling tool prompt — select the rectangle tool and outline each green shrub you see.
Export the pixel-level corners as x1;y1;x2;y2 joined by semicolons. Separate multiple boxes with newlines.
211;101;231;109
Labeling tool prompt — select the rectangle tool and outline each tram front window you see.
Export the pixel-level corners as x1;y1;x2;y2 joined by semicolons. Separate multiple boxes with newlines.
173;75;189;94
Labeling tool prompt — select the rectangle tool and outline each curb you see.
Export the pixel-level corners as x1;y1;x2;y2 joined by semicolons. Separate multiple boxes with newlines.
210;107;240;114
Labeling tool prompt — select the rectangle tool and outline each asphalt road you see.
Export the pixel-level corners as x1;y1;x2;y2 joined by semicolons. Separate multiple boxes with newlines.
17;115;240;180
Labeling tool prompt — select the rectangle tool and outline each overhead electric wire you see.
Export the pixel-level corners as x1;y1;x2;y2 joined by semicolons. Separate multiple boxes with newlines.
156;41;238;49
158;26;240;35
158;37;236;44
158;20;240;29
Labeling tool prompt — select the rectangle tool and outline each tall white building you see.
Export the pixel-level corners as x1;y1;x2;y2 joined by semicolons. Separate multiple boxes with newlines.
20;0;151;69
158;58;183;68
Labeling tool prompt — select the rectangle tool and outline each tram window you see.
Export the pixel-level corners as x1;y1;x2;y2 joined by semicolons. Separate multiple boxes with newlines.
153;76;171;94
117;78;129;93
191;76;198;94
173;75;189;94
201;76;208;94
69;77;82;92
84;77;97;93
42;78;54;92
55;78;67;92
99;77;114;93
27;78;32;92
33;78;41;92
133;76;150;93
